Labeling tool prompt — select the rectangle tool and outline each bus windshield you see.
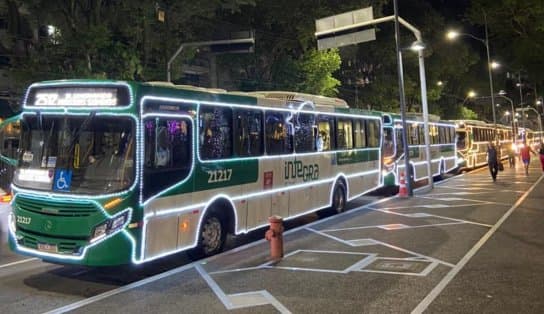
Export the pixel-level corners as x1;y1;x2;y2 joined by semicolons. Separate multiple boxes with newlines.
456;131;467;150
14;115;135;194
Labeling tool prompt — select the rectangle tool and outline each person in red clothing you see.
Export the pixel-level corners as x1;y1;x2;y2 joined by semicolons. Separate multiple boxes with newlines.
519;140;536;175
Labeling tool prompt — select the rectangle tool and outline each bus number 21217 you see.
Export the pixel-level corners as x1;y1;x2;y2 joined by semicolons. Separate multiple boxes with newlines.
207;169;233;183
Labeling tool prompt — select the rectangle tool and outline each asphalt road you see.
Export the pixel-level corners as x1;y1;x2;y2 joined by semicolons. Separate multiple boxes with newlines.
0;161;542;314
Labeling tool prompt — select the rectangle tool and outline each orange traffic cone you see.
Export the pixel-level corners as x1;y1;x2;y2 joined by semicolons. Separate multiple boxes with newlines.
398;171;408;197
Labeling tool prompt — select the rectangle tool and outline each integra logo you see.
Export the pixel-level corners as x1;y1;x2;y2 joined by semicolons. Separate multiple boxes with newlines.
284;160;319;182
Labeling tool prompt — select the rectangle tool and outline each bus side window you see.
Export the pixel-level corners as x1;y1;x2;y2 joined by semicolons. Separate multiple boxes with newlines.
199;105;233;160
316;115;333;151
234;109;263;157
265;111;293;155
353;119;366;148
366;119;380;147
294;113;315;153
336;118;353;150
143;117;192;199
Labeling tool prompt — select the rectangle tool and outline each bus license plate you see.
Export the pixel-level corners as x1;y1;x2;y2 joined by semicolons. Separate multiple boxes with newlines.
38;243;58;253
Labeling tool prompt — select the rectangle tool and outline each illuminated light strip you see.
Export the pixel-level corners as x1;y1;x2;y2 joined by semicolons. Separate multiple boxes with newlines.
135;95;383;262
144;168;380;220
140;95;382;164
10;204;133;262
198;147;381;163
138;194;239;263
136;95;382;257
136;178;384;264
13;111;140;200
136;169;381;263
394;120;456;128
22;81;134;110
141;95;383;120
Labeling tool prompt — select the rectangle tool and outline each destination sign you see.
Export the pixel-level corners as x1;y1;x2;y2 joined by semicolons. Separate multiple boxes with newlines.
27;85;130;107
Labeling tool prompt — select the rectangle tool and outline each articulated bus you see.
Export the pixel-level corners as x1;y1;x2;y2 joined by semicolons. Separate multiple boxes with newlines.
4;80;385;266
382;113;457;189
453;120;512;171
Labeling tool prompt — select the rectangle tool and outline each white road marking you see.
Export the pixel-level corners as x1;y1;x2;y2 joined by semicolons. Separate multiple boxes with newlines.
195;264;292;313
305;227;455;268
42;262;197;314
0;258;39;269
411;174;544;314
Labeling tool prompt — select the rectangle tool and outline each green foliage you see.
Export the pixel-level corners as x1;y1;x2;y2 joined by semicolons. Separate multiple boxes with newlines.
467;0;544;91
296;49;341;96
460;106;479;120
5;0;535;124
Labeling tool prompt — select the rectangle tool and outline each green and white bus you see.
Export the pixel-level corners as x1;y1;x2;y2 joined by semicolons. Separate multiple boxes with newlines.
453;120;512;171
382;113;457;188
6;80;384;266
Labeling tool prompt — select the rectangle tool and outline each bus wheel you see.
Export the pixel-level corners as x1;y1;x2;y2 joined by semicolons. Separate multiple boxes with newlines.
332;183;346;213
195;212;226;258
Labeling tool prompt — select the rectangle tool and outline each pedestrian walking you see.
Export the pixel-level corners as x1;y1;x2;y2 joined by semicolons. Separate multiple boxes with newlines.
519;140;536;175
538;141;544;172
487;141;499;182
507;143;516;168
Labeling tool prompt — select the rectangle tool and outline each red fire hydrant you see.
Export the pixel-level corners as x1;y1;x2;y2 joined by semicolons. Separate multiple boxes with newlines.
265;215;284;260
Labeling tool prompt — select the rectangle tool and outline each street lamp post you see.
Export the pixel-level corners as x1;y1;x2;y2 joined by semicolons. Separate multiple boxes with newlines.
497;92;516;142
315;9;433;195
447;13;497;138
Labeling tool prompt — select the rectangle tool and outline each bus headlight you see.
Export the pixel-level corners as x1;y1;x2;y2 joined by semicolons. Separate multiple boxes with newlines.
91;223;108;243
90;211;129;243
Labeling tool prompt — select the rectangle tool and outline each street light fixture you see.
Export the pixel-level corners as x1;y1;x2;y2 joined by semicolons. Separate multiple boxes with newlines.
410;41;426;51
446;14;497;139
497;90;516;142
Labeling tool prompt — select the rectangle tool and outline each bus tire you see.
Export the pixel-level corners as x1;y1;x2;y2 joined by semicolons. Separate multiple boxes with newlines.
331;182;347;214
192;211;226;258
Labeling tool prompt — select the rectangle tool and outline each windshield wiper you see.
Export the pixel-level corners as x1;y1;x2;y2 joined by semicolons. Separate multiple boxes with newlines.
62;112;96;168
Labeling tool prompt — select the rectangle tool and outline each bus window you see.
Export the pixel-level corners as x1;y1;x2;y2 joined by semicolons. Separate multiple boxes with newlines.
294;113;315;153
430;125;438;144
234;109;263;157
383;127;395;157
456;131;467;150
199;105;233;160
353;119;366;148
15;115;134;194
144;117;192;199
265;111;293;155
396;128;404;155
336;118;353;149
316;115;334;151
366;119;380;147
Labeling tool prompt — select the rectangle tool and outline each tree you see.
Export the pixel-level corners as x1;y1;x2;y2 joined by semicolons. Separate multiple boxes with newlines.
4;0;255;91
215;0;387;94
467;0;544;95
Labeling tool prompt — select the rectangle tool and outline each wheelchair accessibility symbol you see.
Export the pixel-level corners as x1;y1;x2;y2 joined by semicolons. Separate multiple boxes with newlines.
53;169;72;191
